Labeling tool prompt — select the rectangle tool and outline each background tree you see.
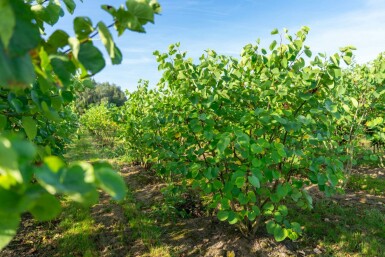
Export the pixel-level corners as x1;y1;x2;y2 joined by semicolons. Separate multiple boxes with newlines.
75;80;127;113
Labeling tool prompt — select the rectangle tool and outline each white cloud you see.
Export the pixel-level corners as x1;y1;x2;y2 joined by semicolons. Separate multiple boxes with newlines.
305;3;385;63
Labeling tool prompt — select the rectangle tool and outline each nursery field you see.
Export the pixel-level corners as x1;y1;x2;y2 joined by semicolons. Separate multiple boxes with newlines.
1;1;385;257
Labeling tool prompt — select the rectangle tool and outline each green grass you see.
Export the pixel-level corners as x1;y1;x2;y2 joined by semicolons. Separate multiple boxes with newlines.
289;199;385;256
56;202;98;257
64;131;102;163
122;188;170;254
347;174;385;196
53;130;111;256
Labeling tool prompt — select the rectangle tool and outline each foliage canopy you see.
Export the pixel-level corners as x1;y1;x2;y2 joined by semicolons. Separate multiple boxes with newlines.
0;0;160;250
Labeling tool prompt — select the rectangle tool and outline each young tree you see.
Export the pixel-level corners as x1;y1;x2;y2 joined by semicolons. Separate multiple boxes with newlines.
121;28;357;240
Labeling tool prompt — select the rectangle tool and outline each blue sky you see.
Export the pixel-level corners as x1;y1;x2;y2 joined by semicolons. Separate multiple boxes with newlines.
53;0;385;91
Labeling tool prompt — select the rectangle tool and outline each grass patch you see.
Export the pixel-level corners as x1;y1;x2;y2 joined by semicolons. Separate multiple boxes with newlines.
346;174;385;196
64;129;125;163
64;131;102;163
289;199;385;256
120;180;189;257
122;190;162;251
56;202;99;256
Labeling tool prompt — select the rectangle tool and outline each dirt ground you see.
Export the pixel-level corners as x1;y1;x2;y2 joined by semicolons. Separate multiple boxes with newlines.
1;166;384;257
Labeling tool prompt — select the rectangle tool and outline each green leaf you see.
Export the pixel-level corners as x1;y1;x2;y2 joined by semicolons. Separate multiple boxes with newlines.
0;115;7;131
247;191;257;202
271;28;279;35
252;158;262;167
0;138;20;183
98;21;122;65
251;144;263;154
227;211;238;224
68;37;80;59
317;173;327;185
271;151;282;163
74;16;93;40
61;91;74;103
35;163;96;205
270;193;280;203
276;184;288;198
266;220;276;234
217;210;229;221
0;46;35;87
29;193;61;221
50;55;76;86
10;98;23;113
42;1;63;25
235;177;246;188
212;180;222;190
220;198;231;209
63;0;76;14
274;142;286;157
263;202;274;212
277;148;286;157
248;175;260;188
269;40;277;51
252;206;261;216
78;42;106;75
41;101;61;122
0;213;19;250
291;222;301;233
274;211;283;222
203;167;213;179
248;205;261;221
330;54;340;66
334;68;342;77
22;116;37;140
350;97;358;108
217;136;230;154
44;156;65;173
274;226;288;242
343;55;352;65
278;205;288;216
8;1;40;56
0;187;22;213
126;0;155;23
0;2;15;48
94;167;127;200
287;230;299;241
302;189;313;209
62;165;98;205
291;189;302;202
47;30;69;50
238;192;249;205
304;49;312;57
189;163;200;178
11;139;36;163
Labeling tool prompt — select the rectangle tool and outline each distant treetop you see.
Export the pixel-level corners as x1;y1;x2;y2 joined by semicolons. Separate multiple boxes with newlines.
76;80;127;113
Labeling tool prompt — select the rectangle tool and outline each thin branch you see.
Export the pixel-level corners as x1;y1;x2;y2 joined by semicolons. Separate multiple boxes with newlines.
62;22;115;54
